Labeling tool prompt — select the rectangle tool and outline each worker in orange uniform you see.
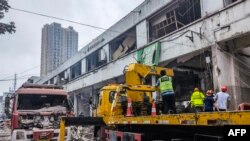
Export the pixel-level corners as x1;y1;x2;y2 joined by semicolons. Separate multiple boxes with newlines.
214;86;230;111
156;70;177;114
191;88;205;112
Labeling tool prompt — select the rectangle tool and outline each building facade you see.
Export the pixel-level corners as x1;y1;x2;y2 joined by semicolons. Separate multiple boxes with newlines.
38;0;250;116
0;92;13;119
0;96;3;119
40;23;78;77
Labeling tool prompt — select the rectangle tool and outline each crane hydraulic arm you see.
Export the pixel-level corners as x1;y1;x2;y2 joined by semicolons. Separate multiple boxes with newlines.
124;63;174;85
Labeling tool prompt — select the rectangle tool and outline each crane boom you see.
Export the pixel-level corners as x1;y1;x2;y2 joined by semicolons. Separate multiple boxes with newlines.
124;63;174;85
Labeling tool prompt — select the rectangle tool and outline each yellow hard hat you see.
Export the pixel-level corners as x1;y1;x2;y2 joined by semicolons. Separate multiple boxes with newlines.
194;88;199;91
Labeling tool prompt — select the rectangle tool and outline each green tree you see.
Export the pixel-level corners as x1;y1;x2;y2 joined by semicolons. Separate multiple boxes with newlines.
0;0;15;34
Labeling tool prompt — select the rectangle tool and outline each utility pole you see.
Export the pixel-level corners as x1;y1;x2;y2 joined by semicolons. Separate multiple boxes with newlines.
13;73;17;92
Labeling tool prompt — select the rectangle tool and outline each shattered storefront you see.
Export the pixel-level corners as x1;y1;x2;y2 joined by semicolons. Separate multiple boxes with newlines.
137;42;213;108
137;31;250;110
73;35;250;115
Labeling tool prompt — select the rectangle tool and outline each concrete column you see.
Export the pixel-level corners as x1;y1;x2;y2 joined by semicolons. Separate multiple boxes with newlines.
228;48;250;107
151;76;158;101
64;69;71;81
200;77;205;92
236;48;250;103
231;54;241;109
68;68;72;81
53;75;60;85
78;94;85;116
81;59;86;75
89;103;93;117
89;87;94;117
73;94;78;116
200;0;223;17
103;44;110;62
212;44;241;109
136;20;148;48
212;45;230;90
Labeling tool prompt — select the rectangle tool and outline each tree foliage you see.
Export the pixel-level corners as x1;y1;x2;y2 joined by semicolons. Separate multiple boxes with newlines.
0;0;15;34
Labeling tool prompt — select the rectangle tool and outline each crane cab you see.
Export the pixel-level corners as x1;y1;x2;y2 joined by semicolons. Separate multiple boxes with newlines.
96;84;154;117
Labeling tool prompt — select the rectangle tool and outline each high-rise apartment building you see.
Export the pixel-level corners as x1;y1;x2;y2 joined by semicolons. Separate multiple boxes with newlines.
40;23;78;77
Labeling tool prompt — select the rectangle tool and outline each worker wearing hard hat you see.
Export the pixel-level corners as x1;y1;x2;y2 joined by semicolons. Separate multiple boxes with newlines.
204;90;215;112
156;70;177;114
214;86;230;111
191;88;205;112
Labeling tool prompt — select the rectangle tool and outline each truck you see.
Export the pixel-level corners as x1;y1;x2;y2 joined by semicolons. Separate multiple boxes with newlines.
10;83;73;141
60;63;250;141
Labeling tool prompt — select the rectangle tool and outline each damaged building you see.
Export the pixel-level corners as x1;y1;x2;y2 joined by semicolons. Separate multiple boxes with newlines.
38;0;250;116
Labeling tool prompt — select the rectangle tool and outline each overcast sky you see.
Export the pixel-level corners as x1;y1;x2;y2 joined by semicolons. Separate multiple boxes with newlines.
0;0;144;95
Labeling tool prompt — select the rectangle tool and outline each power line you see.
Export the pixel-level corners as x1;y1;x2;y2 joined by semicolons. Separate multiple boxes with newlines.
11;7;110;31
0;73;40;82
17;65;39;75
14;73;17;91
12;7;205;48
10;7;153;40
0;65;39;80
0;77;30;81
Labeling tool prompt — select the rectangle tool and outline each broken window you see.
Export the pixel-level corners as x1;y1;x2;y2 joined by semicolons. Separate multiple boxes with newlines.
149;0;201;42
86;48;107;71
224;0;238;6
58;72;65;84
163;50;213;106
70;61;81;79
110;28;136;60
49;79;53;84
17;94;67;110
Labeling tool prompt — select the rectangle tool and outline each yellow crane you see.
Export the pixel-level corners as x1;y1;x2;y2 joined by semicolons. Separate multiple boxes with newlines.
60;63;250;141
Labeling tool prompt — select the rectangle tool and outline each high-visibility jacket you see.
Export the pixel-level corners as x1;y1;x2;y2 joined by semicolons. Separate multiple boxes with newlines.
191;91;205;107
158;76;174;94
